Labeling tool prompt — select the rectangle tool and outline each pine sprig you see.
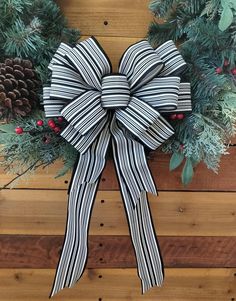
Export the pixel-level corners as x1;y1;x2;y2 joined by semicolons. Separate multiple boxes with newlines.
3;18;45;57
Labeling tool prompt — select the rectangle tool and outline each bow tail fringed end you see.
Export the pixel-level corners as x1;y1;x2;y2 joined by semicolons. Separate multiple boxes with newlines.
44;36;192;297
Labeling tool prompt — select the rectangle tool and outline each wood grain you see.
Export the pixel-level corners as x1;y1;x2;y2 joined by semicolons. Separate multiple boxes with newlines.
1;147;236;191
0;268;235;300
101;148;236;191
0;190;236;236
0;235;236;269
57;0;153;38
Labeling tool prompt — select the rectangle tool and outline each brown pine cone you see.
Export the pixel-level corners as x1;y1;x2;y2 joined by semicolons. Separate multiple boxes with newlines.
0;58;41;121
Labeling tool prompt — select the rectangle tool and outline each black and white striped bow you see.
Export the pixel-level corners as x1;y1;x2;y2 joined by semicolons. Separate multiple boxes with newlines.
43;37;191;297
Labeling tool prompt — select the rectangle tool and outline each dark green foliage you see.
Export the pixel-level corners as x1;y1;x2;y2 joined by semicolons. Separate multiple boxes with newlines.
0;0;80;186
0;0;80;83
149;0;236;184
0;113;78;187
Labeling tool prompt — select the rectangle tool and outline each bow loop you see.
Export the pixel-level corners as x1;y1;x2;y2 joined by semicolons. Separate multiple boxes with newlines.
119;40;164;92
116;96;160;135
60;90;106;135
155;40;187;76
65;37;112;90
133;76;181;112
115;96;174;150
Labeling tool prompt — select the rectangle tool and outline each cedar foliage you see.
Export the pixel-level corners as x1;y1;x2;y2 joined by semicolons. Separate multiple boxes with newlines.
149;0;236;184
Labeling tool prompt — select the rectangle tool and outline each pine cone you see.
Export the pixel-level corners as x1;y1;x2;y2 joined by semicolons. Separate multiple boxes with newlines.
0;58;41;121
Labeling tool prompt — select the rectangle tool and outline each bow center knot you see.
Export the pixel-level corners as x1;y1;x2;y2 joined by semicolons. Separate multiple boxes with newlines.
101;74;130;109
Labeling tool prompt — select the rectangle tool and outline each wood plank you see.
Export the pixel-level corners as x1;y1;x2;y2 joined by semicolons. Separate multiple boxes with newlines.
0;160;69;190
0;235;236;269
101;147;236;191
1;147;236;191
57;0;153;38
0;190;236;236
0;268;235;300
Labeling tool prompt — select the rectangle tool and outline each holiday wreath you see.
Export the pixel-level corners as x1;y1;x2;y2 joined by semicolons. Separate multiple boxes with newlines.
0;0;236;187
0;0;236;297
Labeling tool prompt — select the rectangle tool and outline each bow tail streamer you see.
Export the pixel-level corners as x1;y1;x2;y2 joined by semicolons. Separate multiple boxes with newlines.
111;117;164;293
50;122;111;298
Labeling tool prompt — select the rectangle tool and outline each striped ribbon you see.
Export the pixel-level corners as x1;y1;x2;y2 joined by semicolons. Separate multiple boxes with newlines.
43;37;191;297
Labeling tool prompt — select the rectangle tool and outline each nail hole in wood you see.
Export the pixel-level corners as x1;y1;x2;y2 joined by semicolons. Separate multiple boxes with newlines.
231;298;235;301
98;275;103;278
99;258;103;261
99;243;103;247
101;178;106;182
64;180;68;184
98;298;102;301
234;273;236;277
100;223;104;227
104;21;108;26
14;273;21;281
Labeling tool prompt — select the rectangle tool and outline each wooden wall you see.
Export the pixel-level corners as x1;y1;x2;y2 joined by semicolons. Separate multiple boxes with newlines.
0;0;236;300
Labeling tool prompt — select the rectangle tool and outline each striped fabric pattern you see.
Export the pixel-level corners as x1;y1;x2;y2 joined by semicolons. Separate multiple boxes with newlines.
101;74;130;108
119;40;164;92
50;122;111;297
134;76;180;111
155;40;187;76
173;82;192;112
61;115;109;154
111;117;164;292
60;90;106;135
110;116;157;205
43;37;192;297
116;97;161;137
66;37;112;90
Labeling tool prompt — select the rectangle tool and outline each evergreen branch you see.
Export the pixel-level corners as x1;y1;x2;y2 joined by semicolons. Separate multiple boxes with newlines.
0;159;42;190
149;0;236;184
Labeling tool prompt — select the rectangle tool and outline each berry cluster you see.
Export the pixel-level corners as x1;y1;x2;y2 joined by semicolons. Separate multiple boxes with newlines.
215;59;236;75
15;117;64;136
169;113;185;121
47;117;64;134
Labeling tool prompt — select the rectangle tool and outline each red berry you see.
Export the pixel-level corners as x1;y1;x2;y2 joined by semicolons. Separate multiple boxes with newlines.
54;126;61;133
58;117;64;123
224;59;230;67
48;119;56;128
216;67;223;74
15;127;24;135
37;120;44;126
231;68;236;75
170;114;177;120
177;113;185;120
